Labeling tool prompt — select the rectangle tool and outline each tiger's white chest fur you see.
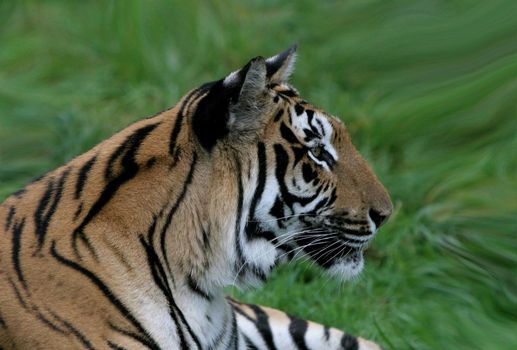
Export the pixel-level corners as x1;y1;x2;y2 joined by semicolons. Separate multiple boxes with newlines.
131;283;245;350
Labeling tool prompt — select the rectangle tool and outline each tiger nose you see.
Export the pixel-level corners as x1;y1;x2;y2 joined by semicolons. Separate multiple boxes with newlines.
368;208;391;229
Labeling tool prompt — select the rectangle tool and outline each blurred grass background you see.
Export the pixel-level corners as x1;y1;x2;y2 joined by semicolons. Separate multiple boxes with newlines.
1;1;516;349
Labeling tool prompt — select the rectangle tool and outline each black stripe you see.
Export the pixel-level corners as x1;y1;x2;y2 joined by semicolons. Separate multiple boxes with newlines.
32;307;68;335
324;226;371;237
315;118;326;136
139;236;187;350
274;109;284;122
288;315;310;350
75;155;97;199
206;311;228;350
311;196;329;214
248;304;276;350
187;274;212;301
74;203;84;220
323;326;330;341
11;189;26;198
12;218;27;289
7;277;27;309
34;179;55;245
294;103;305;116
229;302;255;323
159;152;197;285
109;322;160;350
302;163;316;183
35;168;70;250
245;143;267;240
5;206;15;232
230;310;239;350
143;214;203;350
50;241;160;350
73;123;158;258
274;144;321;207
0;313;6;329
234;155;245;274
277;89;298;98
306;109;315;126
292;146;305;167
107;341;127;350
341;334;359;350
303;128;318;141
280;122;299;144
325;187;337;208
169;89;199;157
50;311;96;350
269;197;285;228
243;335;260;350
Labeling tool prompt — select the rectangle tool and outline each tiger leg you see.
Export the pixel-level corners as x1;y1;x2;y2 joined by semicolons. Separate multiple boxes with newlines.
229;299;382;350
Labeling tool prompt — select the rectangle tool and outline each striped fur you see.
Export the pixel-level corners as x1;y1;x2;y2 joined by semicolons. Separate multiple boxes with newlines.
0;46;391;349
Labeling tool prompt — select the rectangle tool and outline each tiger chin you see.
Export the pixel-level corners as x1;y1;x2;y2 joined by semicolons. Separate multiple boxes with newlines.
0;45;391;350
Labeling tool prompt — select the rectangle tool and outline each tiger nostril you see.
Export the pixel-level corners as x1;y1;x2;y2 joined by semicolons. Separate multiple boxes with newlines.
368;208;388;228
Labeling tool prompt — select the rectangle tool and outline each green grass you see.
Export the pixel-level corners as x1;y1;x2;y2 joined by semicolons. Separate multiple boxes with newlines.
1;1;516;349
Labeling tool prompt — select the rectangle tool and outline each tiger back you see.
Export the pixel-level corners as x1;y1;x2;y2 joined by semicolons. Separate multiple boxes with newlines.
0;46;391;350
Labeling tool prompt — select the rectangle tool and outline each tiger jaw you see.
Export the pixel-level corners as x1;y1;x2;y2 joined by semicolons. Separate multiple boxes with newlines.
292;227;368;279
327;249;365;280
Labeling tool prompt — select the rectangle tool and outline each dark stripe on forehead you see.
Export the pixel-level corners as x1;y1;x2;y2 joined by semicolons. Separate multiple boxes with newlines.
306;110;321;135
305;109;314;120
277;89;298;98
294;104;305;116
303;128;318;142
280;122;299;144
315;118;326;137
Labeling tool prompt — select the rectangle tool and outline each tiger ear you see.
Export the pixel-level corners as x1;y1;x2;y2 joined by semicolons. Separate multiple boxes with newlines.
265;44;297;84
192;56;270;151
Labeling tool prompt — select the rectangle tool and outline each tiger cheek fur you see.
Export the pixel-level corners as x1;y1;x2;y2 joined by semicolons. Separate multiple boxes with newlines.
240;90;393;282
0;45;389;350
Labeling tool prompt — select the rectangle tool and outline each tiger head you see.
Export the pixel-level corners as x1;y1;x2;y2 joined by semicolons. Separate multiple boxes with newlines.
190;46;392;284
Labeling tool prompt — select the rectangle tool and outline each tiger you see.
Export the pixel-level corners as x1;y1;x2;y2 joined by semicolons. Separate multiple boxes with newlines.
0;45;392;350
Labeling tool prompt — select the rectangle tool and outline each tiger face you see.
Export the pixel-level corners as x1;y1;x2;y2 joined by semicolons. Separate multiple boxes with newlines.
191;46;392;284
252;85;392;280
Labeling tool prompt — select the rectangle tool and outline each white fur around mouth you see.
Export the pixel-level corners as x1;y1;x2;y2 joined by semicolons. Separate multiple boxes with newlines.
327;249;365;280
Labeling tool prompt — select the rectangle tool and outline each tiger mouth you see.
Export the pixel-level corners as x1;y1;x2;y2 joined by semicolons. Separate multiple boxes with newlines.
293;228;367;268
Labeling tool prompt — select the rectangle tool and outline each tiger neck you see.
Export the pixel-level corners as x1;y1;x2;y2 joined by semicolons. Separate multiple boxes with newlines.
70;109;257;347
97;112;265;288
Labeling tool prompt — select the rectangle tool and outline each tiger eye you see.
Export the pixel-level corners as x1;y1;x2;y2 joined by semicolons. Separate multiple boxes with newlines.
311;144;324;158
